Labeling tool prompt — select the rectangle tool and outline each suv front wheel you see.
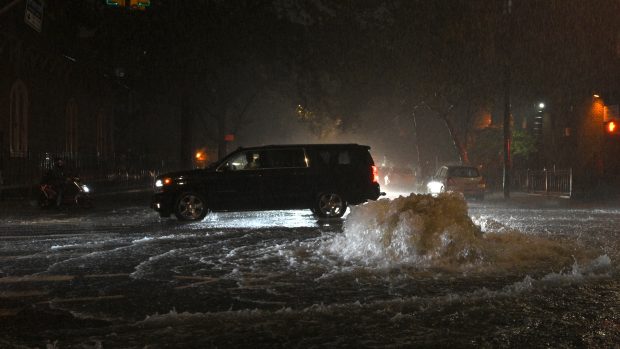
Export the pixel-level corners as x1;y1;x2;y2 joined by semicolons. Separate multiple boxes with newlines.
315;192;347;218
174;191;208;221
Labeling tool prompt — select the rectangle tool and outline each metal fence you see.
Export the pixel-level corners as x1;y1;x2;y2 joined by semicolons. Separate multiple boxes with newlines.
513;168;572;198
0;151;180;197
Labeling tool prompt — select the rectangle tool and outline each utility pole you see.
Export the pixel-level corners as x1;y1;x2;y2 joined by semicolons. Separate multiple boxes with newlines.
412;111;421;170
502;0;513;199
411;103;424;174
503;64;511;198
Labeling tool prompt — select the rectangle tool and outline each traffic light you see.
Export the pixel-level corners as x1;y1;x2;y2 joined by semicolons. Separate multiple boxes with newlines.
605;120;619;135
130;0;150;10
106;0;150;10
106;0;126;6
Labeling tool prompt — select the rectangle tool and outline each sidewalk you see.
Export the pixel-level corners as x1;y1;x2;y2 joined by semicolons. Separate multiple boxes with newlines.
384;189;618;209
483;190;619;209
483;191;572;208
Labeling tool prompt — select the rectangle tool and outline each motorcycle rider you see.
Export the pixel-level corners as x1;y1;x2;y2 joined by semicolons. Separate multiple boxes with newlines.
41;158;68;207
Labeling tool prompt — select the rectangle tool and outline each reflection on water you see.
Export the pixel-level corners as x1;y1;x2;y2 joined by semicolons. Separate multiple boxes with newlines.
189;209;345;230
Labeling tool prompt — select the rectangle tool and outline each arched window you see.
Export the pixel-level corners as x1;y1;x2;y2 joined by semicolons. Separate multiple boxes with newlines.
9;80;29;157
65;98;78;154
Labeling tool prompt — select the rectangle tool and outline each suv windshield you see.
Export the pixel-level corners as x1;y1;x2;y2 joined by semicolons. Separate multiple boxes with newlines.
217;148;308;171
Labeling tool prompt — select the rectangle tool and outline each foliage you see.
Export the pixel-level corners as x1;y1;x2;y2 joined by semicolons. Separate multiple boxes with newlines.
468;126;503;171
68;0;620;166
295;105;342;139
468;126;537;171
511;129;537;160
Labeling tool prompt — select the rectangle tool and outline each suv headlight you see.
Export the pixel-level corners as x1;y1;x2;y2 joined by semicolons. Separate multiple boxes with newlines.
155;177;174;188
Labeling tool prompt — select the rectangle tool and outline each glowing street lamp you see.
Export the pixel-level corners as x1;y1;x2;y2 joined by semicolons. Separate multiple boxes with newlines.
538;102;545;110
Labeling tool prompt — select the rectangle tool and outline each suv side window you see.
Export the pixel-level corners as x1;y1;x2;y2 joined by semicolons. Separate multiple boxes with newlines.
319;151;331;165
218;150;262;171
262;148;307;169
338;150;351;165
316;149;352;167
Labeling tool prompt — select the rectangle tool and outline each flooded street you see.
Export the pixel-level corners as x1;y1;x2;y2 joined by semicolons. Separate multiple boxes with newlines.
3;0;619;347
1;192;620;348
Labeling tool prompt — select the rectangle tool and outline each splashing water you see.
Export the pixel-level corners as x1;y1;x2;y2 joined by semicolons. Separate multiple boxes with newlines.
323;193;482;268
323;193;606;273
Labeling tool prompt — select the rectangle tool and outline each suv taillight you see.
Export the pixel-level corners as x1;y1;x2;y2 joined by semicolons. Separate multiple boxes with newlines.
372;165;379;183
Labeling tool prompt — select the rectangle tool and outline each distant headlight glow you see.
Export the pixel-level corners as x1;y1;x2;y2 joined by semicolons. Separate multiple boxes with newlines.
155;179;163;187
427;181;443;194
82;185;90;193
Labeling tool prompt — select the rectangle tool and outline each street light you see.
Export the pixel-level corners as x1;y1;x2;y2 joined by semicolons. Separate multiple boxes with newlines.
592;95;606;120
534;102;544;137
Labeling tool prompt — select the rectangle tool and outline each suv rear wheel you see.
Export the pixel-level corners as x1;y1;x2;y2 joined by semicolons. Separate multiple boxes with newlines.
174;192;208;221
315;192;347;218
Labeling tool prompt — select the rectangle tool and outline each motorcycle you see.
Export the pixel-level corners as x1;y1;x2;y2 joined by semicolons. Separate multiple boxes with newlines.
38;177;94;209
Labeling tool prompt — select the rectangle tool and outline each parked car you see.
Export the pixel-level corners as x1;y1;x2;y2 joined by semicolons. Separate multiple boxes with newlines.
426;165;485;200
152;144;383;220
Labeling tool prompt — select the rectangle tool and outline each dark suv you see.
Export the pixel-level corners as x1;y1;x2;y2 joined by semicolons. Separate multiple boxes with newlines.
152;144;383;220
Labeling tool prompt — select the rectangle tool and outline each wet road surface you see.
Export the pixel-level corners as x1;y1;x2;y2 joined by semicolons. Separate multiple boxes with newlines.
1;191;620;348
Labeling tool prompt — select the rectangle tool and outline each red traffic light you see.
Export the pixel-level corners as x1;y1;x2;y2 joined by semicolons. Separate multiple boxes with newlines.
606;120;618;134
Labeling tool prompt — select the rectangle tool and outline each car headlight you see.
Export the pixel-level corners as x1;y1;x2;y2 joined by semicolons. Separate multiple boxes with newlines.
155;177;174;187
427;181;443;194
82;185;90;193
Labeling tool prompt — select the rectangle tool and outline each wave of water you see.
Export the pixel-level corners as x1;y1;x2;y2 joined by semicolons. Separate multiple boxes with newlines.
322;193;609;273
